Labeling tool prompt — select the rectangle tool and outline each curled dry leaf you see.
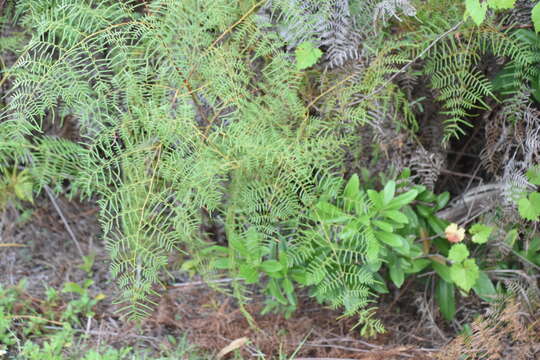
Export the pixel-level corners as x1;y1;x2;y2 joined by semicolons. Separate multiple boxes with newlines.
217;337;249;359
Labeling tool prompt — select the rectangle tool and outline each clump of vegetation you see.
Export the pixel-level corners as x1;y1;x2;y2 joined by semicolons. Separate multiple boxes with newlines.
1;0;540;357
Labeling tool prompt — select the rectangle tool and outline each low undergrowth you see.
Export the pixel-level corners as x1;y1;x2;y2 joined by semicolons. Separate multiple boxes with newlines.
1;0;540;359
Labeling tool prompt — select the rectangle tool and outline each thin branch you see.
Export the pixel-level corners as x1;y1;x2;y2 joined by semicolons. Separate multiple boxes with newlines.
44;185;84;258
210;0;268;49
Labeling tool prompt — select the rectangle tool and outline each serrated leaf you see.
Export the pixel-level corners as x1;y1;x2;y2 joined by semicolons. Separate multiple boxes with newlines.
518;196;539;221
436;279;456;321
487;0;516;10
530;191;540;211
466;0;488;25
448;243;469;263
469;224;493;244
295;41;323;70
533;2;540;33
526;165;540;185
450;259;479;292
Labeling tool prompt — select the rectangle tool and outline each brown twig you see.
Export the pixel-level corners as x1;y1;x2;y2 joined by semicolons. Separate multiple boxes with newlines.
439;168;483;181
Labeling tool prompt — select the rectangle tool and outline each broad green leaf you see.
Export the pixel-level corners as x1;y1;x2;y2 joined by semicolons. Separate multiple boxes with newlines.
450;259;479;292
367;189;383;209
343;174;360;211
83;279;94;288
373;220;393;232
290;269;307;284
239;264;259;283
229;235;248;257
389;262;405;287
279;251;289;268
213;258;231;269
402;206;419;228
267;279;287;304
473;271;497;302
62;282;84;295
409;258;431;273
393;236;411;256
533;72;540;102
260;260;283;273
365;261;382;273
530;192;540;212
432;261;452;283
436;279;456;321
518;196;539;221
282;278;294;295
366;238;380;262
295;41;323;70
416;204;432;217
385;210;409;224
436;192;450;209
427;215;447;234
315;201;350;222
382;180;396;205
469;223;493;244
504;228;519;246
487;0;516;9
375;231;404;247
387;189;418;209
466;0;488;25
526;165;540;185
448;243;469;263
533;2;540;33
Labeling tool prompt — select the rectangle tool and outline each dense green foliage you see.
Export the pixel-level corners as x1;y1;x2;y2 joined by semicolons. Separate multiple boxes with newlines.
1;0;539;337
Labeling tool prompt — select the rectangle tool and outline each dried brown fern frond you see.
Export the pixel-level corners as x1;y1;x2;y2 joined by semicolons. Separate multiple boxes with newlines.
481;112;508;175
437;296;540;360
409;146;444;190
